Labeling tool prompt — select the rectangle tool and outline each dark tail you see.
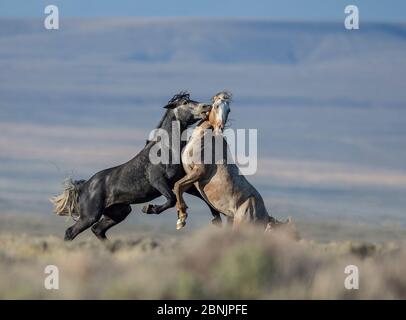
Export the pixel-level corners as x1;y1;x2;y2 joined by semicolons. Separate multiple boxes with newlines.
50;178;86;220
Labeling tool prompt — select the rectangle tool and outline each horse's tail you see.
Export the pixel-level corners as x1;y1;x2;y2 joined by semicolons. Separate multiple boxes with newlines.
50;178;86;220
268;215;291;225
265;214;292;230
265;215;300;240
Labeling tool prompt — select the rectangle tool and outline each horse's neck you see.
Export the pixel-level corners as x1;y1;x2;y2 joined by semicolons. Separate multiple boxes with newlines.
158;110;187;153
158;110;177;130
189;120;229;162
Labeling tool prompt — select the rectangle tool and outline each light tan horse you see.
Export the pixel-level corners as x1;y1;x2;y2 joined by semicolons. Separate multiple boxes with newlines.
174;91;286;230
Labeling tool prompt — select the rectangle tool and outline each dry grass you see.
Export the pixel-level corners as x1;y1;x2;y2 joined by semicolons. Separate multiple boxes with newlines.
0;224;405;299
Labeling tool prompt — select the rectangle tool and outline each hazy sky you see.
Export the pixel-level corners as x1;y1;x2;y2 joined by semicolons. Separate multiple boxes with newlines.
0;0;405;22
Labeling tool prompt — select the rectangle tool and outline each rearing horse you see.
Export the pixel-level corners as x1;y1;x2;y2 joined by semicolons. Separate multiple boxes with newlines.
51;92;222;241
174;92;284;230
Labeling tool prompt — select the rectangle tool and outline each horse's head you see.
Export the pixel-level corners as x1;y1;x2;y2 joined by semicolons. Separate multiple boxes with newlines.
208;91;232;135
164;91;211;126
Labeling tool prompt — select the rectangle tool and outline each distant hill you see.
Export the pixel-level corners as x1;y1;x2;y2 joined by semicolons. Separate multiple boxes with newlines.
1;18;406;64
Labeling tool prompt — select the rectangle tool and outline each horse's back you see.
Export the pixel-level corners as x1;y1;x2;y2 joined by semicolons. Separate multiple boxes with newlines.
82;151;156;207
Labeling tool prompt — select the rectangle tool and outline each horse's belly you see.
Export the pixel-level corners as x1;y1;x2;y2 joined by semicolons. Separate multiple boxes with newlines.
197;171;237;216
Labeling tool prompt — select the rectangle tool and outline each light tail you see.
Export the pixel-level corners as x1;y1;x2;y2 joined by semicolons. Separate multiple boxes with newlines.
50;178;85;220
265;216;292;230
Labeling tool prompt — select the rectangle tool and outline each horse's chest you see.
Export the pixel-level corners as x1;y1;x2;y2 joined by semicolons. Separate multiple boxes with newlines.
181;137;202;172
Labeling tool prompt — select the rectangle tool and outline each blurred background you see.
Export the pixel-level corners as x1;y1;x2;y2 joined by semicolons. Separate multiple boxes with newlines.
1;0;406;234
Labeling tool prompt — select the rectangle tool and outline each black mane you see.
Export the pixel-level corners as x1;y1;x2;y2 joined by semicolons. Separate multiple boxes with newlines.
166;91;190;106
147;91;191;144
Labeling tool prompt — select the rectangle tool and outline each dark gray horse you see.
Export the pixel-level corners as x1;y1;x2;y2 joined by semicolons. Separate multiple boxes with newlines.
51;92;221;241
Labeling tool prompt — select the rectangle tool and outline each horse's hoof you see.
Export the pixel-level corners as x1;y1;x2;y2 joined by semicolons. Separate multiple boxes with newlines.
211;217;222;227
265;223;273;232
176;219;186;230
142;204;153;214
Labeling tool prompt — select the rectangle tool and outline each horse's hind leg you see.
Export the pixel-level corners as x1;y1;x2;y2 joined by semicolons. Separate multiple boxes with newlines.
232;198;255;230
226;216;234;227
65;214;102;241
185;185;222;227
64;200;104;241
91;204;132;241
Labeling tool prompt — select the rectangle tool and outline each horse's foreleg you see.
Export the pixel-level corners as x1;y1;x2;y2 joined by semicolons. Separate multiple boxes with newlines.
174;167;204;229
142;176;176;215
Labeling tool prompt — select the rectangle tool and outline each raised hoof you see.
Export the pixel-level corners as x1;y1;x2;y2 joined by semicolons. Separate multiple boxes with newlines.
142;204;154;214
176;219;186;230
93;232;108;242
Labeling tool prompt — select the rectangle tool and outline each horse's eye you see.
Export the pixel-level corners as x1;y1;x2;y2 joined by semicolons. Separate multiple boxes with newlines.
183;101;188;105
